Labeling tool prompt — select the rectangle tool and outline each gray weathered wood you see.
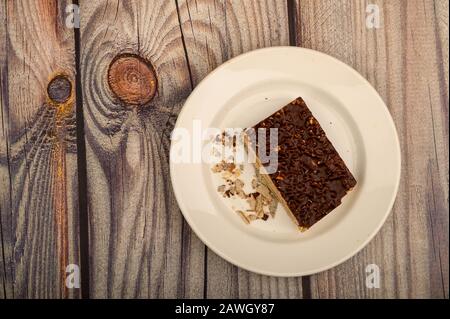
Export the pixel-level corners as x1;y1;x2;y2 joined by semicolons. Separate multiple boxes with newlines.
177;0;304;298
80;0;194;298
0;0;80;298
435;0;448;94
0;0;7;299
295;0;449;298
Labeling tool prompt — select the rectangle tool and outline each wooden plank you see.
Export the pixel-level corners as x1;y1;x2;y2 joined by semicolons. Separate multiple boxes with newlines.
177;0;304;298
80;0;194;298
435;0;448;94
0;0;7;299
295;0;449;298
178;0;291;86
0;0;80;298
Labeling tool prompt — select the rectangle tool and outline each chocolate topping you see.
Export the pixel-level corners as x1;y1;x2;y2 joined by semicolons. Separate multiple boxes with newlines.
251;97;357;229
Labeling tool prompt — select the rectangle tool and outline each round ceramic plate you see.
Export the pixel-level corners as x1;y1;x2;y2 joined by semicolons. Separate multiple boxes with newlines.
170;47;401;276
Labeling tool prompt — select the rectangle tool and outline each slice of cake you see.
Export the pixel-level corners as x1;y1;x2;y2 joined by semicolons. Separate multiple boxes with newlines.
246;97;356;231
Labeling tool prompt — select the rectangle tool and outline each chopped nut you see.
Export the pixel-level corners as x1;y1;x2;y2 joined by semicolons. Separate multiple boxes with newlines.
254;166;261;178
262;196;272;205
247;196;257;211
236;210;250;224
226;163;236;172
236;190;247;199
211;130;280;225
235;179;244;192
256;183;271;198
255;196;263;217
222;171;233;180
269;199;278;217
249;192;260;198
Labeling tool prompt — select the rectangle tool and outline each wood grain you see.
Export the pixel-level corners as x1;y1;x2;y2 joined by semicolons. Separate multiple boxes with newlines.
0;0;80;298
79;0;194;298
295;0;449;298
177;0;304;298
434;0;448;94
0;0;7;299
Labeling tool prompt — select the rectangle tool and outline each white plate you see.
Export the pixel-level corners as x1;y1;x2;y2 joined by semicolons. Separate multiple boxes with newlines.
170;47;401;276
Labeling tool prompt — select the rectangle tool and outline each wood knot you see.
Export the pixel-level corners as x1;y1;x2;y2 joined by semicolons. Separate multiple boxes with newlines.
108;54;157;106
47;75;72;104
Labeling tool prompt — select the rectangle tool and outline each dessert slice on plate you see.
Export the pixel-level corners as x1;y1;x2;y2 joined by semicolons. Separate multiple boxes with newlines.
246;97;357;231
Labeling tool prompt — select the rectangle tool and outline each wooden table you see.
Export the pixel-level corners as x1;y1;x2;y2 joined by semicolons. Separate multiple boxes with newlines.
0;0;448;299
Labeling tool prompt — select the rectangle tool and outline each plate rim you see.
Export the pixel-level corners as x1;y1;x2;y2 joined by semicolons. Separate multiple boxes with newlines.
169;46;402;277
